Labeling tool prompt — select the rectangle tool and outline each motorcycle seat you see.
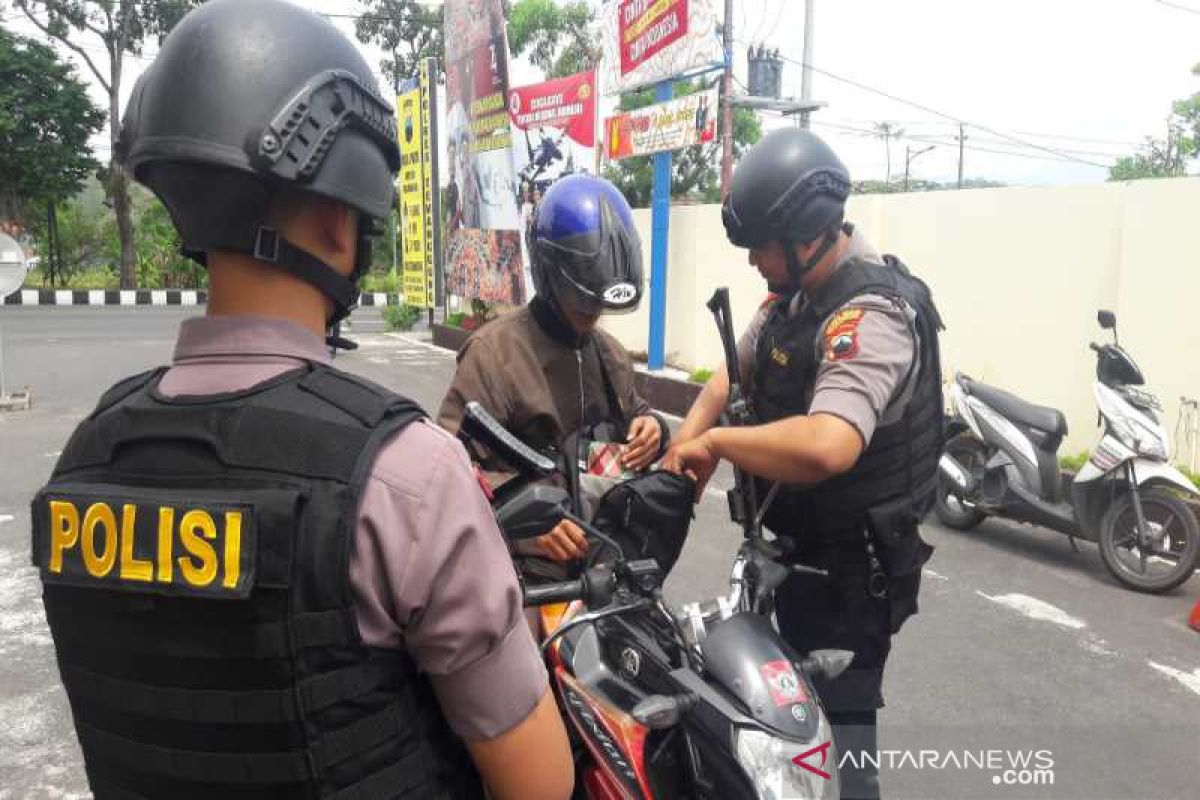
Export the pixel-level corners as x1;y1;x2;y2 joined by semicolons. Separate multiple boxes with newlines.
961;377;1068;439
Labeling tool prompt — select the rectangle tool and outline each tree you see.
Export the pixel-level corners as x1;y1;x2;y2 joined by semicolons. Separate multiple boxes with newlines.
0;26;104;280
603;79;763;208
507;0;598;79
354;0;445;91
15;0;202;289
1109;63;1199;181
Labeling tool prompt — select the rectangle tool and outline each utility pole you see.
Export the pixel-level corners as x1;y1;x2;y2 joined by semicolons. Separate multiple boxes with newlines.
957;123;967;189
903;145;935;192
799;0;815;129
874;122;902;189
719;0;735;198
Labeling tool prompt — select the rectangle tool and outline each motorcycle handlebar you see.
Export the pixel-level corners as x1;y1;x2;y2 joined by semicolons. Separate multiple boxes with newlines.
524;579;585;606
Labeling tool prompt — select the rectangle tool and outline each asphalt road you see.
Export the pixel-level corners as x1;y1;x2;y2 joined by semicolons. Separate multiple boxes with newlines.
0;307;1197;800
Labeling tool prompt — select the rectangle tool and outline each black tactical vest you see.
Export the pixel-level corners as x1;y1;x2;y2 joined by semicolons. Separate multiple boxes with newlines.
752;257;945;546
31;364;481;799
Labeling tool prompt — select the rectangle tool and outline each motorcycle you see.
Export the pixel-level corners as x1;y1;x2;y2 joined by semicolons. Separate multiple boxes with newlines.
936;309;1200;592
454;286;852;799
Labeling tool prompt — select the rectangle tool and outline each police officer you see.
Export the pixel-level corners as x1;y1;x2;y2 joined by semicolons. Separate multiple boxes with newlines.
665;129;944;799
29;2;572;798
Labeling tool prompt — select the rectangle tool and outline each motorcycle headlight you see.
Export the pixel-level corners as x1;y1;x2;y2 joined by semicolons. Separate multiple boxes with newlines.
735;729;840;800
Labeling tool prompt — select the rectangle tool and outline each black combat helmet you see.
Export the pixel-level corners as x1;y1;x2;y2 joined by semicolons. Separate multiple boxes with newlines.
722;128;851;287
118;0;400;323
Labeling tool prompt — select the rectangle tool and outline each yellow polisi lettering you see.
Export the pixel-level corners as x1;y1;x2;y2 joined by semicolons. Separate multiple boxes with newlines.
81;503;118;578
222;511;243;589
120;503;153;582
177;509;218;587
48;500;80;574
157;507;175;584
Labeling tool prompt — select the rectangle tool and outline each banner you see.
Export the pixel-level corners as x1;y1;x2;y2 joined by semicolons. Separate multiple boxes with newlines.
605;87;718;160
601;0;724;95
509;69;597;198
396;60;437;309
443;0;526;304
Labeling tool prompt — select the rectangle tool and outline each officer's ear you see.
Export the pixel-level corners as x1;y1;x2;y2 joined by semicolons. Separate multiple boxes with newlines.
269;190;357;276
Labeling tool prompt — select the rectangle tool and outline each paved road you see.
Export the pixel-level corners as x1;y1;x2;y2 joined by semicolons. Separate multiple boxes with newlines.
0;308;1197;799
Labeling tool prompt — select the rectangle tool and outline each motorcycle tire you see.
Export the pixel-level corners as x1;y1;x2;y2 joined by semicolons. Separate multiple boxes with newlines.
1098;487;1200;593
935;434;988;530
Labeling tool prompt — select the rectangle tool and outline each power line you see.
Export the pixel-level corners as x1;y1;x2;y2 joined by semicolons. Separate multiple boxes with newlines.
1154;0;1200;16
745;42;1113;169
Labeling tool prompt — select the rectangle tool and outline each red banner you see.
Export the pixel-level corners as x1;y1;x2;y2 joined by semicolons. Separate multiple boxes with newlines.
508;70;596;148
619;0;690;76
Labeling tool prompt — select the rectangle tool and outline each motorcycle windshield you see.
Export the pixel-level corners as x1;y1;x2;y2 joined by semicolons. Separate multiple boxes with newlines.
701;613;821;740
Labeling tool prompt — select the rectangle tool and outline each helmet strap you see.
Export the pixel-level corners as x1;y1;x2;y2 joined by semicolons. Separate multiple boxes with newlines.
783;227;840;289
250;225;360;325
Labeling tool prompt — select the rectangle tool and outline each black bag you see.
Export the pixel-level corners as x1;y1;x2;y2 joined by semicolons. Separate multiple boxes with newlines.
590;470;696;576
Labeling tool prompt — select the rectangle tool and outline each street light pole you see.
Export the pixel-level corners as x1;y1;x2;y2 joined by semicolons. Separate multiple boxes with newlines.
903;145;935;192
719;0;735;198
799;0;815;129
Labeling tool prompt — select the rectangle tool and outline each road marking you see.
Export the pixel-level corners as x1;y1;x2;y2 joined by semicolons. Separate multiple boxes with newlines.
1080;635;1117;657
0;515;12;525
44;451;61;458
1148;661;1200;697
923;569;950;582
975;592;1087;629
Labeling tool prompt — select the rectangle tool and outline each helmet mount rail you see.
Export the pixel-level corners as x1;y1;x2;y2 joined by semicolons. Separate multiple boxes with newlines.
257;69;400;183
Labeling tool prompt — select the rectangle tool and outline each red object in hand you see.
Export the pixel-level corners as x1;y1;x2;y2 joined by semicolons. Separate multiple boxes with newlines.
1189;598;1200;633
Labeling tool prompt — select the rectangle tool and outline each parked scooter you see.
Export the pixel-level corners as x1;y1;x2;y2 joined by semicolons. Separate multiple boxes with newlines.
456;400;849;799
937;309;1200;593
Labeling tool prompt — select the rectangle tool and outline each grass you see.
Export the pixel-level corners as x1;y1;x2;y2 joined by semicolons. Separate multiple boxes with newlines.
689;367;714;384
1058;451;1090;472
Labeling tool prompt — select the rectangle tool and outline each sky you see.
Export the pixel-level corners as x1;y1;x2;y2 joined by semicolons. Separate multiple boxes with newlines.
4;0;1199;189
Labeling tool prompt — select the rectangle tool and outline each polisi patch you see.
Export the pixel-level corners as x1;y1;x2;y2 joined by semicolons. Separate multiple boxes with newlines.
32;490;257;599
603;283;637;305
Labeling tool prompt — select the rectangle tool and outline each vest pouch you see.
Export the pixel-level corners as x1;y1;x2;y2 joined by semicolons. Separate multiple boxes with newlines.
865;499;933;634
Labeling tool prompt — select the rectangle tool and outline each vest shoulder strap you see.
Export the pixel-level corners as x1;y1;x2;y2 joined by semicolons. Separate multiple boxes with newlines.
88;367;167;420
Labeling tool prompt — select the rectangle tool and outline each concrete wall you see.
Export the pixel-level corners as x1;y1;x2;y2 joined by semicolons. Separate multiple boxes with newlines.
600;178;1200;458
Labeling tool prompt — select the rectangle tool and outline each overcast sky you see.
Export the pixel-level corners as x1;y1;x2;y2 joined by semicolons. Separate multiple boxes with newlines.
5;0;1198;188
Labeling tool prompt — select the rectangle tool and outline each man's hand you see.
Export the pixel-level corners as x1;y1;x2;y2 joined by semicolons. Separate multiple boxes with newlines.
533;519;589;562
662;431;719;499
621;415;662;471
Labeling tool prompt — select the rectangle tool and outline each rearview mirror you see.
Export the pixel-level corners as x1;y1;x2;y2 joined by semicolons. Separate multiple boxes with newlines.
1097;310;1116;330
495;485;570;540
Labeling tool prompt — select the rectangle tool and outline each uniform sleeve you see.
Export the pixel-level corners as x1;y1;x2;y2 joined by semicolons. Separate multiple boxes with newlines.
736;304;771;386
436;335;512;436
351;422;548;741
807;296;916;447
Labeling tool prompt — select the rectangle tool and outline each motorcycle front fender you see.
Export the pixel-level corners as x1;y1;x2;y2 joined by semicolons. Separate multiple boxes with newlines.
1128;459;1200;496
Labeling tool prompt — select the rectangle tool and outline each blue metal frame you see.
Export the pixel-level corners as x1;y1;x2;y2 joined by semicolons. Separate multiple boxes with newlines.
647;80;674;371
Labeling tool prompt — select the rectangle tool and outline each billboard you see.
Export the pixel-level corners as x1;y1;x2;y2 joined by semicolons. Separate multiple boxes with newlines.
443;0;526;304
397;59;438;309
600;0;724;95
509;69;597;198
605;87;718;160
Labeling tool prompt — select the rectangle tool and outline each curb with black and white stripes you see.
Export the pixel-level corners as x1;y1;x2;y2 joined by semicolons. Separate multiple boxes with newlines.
3;290;405;307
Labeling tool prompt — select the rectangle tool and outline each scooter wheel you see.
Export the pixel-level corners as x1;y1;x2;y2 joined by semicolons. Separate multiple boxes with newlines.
935;435;987;530
1098;488;1200;593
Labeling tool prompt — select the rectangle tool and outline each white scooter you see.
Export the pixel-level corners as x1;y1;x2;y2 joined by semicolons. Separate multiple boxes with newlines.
937;310;1200;593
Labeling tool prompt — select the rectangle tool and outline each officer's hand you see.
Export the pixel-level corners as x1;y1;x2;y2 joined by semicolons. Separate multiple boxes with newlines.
662;433;718;500
533;519;589;562
621;415;662;471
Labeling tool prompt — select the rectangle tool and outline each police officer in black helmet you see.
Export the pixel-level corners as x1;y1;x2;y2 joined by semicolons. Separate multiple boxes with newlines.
666;129;945;799
30;2;573;798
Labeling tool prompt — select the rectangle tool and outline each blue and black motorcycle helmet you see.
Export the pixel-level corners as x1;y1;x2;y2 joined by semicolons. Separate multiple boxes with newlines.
527;175;644;317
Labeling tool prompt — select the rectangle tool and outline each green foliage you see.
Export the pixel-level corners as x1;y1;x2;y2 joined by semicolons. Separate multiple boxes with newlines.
853;178;1007;195
382;303;423;331
0;26;103;227
1177;465;1200;490
361;271;402;294
354;0;446;89
1109;63;1199;181
24;264;118;290
603;79;763;208
507;0;598;79
446;311;468;328
1058;451;1091;472
688;367;714;384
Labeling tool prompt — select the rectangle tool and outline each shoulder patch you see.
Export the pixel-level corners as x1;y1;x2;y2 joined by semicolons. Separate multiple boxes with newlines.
822;307;865;362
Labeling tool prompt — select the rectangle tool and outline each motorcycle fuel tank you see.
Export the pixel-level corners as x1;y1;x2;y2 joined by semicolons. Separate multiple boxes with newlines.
700;613;821;739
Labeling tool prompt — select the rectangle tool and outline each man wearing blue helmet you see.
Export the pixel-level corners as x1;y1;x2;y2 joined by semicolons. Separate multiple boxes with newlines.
439;175;669;563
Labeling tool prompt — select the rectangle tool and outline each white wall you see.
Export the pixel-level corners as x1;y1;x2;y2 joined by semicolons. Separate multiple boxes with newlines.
599;178;1200;457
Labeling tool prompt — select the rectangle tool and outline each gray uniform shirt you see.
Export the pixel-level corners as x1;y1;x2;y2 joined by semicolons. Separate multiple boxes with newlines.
158;315;547;741
736;228;921;446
